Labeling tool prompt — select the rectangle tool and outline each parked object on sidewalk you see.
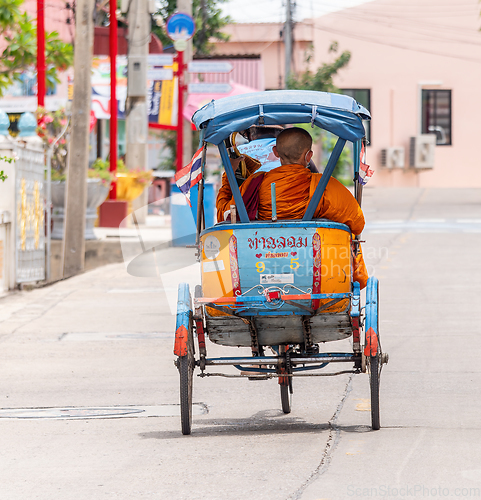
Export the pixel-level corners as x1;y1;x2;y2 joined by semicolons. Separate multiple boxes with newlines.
51;179;111;240
170;182;215;246
98;200;129;228
112;159;153;218
173;90;388;435
116;172;152;209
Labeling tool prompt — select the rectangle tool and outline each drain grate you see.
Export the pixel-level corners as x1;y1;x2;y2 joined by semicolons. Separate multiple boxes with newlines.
0;404;207;419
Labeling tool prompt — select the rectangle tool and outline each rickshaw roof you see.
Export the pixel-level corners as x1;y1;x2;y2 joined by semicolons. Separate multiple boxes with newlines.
192;90;370;145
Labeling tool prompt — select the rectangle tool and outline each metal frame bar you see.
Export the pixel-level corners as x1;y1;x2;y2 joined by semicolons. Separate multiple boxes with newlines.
204;353;356;366
196;292;350;306
199;370;358;378
195;143;207;250
303;137;346;221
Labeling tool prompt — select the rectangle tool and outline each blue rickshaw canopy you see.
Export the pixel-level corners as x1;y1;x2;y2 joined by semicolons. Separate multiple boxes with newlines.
191;90;371;145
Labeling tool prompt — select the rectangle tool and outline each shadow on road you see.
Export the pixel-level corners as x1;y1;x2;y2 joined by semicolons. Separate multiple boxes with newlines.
138;411;373;439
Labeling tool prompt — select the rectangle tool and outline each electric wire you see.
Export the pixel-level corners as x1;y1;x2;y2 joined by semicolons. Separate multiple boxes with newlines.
298;20;481;64
310;10;481;46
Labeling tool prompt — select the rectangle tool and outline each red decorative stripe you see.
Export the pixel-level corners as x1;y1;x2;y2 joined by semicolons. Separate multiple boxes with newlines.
364;327;378;357
229;235;242;297
312;232;322;310
174;324;188;357
278;367;289;386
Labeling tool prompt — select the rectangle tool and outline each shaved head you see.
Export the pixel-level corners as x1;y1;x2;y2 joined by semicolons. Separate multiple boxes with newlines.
275;128;313;164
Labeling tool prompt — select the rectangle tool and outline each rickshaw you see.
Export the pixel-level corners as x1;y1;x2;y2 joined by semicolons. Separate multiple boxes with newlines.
174;90;388;435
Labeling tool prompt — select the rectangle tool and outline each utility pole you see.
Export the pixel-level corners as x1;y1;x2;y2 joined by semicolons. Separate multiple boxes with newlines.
178;0;193;166
126;0;150;222
109;0;118;199
284;0;292;88
62;0;95;277
37;0;46;107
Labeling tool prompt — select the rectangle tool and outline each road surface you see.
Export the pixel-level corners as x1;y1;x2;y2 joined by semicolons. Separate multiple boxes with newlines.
0;187;480;500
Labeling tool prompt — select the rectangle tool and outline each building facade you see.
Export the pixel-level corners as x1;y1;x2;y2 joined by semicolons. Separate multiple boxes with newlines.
212;0;481;188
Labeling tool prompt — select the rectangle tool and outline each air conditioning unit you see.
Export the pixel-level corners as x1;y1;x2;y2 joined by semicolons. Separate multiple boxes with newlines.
380;147;405;168
409;135;436;169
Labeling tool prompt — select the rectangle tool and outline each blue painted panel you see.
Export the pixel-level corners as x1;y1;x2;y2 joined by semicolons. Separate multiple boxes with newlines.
351;281;360;318
366;276;379;336
176;283;191;332
234;225;316;313
202;219;351;235
171;183;215;246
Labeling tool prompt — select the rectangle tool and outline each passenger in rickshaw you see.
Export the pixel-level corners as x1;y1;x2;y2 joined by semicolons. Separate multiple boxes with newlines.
237;125;283;173
230;125;319;182
216;127;368;288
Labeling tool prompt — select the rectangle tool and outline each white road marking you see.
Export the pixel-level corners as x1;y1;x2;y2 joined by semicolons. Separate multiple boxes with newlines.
370;220;405;224
415;219;446;223
368;230;402;234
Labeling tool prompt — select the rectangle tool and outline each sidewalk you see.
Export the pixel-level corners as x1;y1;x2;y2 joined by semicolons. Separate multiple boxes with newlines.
49;215;174;283
93;214;172;244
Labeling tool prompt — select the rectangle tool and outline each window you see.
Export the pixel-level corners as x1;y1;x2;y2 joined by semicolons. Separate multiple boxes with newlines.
421;89;451;145
340;89;371;144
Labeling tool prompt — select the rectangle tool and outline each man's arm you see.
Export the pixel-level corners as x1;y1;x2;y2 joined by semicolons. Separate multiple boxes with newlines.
216;172;234;222
215;156;260;222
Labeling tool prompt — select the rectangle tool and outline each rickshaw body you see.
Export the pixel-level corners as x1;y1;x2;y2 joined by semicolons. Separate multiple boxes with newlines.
174;90;387;435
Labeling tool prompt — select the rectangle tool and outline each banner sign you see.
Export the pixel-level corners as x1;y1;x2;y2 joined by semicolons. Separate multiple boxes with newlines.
91;56;128;119
147;62;178;127
91;55;177;127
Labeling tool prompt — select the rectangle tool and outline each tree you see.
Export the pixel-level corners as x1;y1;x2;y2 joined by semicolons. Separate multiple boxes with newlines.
287;42;350;93
0;0;73;97
152;0;231;56
288;43;353;185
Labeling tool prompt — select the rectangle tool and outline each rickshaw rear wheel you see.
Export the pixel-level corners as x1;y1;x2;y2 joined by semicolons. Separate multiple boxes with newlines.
366;277;381;431
280;383;292;413
176;283;194;435
369;355;380;430
279;346;292;414
179;340;194;435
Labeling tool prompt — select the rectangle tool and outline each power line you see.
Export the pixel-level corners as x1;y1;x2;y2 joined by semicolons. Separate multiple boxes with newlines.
293;0;479;22
299;21;481;63
303;9;481;48
296;0;479;10
326;8;481;35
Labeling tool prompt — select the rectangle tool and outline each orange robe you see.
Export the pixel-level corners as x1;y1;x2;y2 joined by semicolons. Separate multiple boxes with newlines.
216;163;368;288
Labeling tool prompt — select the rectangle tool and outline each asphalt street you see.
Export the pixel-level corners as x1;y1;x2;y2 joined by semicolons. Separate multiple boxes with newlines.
0;187;480;500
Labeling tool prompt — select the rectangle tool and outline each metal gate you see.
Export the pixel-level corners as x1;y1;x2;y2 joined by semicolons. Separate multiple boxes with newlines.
15;146;45;283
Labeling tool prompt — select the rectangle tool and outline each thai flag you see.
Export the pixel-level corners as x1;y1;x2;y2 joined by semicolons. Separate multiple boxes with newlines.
174;146;204;206
358;142;374;185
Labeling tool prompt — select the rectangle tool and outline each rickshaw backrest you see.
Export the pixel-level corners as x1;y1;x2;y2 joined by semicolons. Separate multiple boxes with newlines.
200;220;352;316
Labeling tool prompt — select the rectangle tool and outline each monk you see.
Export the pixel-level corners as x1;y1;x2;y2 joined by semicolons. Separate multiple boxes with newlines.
216;127;368;288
